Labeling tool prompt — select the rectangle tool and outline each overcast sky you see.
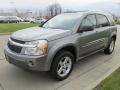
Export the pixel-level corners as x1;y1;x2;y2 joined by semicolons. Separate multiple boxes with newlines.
0;0;120;10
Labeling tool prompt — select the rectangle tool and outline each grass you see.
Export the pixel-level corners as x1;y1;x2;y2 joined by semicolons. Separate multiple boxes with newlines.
0;22;39;33
94;67;120;90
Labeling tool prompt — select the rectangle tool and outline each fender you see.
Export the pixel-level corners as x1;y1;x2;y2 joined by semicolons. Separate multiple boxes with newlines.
46;39;78;70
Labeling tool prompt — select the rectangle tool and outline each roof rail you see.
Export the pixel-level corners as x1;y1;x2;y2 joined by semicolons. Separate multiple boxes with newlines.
64;10;89;13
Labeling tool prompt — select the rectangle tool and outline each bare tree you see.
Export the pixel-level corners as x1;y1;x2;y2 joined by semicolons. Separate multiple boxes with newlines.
34;10;42;18
111;13;118;22
117;3;120;17
38;10;42;17
35;10;39;18
46;3;62;18
13;8;20;17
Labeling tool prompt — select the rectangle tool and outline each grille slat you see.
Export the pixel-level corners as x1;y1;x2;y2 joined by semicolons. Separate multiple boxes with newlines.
8;38;25;53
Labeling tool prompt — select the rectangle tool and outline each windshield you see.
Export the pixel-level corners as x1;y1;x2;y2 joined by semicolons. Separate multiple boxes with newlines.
43;14;80;30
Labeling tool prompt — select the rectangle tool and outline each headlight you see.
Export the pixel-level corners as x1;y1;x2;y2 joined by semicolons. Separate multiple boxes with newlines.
24;40;48;55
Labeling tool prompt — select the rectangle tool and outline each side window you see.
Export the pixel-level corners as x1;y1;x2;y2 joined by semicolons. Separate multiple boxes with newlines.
96;14;110;27
80;15;96;31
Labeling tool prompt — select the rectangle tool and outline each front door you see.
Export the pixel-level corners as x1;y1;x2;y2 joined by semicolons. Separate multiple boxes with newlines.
77;14;100;57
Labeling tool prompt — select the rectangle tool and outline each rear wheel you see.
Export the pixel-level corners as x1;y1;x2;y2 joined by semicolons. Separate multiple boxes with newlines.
104;38;115;54
50;51;74;81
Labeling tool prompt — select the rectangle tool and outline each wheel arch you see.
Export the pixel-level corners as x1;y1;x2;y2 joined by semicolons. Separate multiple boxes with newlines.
49;45;77;70
112;35;116;41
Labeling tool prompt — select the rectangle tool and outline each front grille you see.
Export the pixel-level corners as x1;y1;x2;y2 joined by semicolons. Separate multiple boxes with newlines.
8;42;22;53
8;38;25;53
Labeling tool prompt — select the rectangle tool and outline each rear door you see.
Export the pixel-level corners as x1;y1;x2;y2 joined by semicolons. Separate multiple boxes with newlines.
95;14;111;48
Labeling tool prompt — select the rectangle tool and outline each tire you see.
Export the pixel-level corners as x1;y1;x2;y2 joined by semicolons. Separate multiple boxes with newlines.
50;51;74;81
104;38;115;54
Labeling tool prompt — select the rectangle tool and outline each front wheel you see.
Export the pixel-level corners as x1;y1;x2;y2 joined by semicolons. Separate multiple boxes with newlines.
50;51;74;81
104;38;115;54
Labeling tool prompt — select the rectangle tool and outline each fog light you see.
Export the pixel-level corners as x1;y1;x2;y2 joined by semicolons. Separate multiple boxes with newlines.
28;61;34;67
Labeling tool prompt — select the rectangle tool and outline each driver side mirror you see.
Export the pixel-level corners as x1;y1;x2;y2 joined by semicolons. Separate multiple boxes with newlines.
39;19;49;27
79;26;94;32
39;22;45;27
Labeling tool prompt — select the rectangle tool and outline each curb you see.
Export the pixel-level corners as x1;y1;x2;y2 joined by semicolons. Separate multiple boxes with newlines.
0;32;12;35
56;53;120;90
84;54;120;90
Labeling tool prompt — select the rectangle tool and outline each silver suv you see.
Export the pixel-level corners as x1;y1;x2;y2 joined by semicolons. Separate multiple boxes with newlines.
4;11;117;80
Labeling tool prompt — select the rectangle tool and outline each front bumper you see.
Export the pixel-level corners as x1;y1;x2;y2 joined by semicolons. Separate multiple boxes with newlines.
4;46;50;71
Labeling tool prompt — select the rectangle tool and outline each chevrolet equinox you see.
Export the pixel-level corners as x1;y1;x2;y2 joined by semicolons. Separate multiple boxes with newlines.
4;11;117;80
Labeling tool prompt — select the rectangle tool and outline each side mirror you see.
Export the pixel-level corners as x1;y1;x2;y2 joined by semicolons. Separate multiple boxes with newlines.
39;19;49;27
79;26;94;32
39;22;45;27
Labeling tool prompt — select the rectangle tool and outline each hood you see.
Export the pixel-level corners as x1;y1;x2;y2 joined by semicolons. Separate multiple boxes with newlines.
11;27;72;41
